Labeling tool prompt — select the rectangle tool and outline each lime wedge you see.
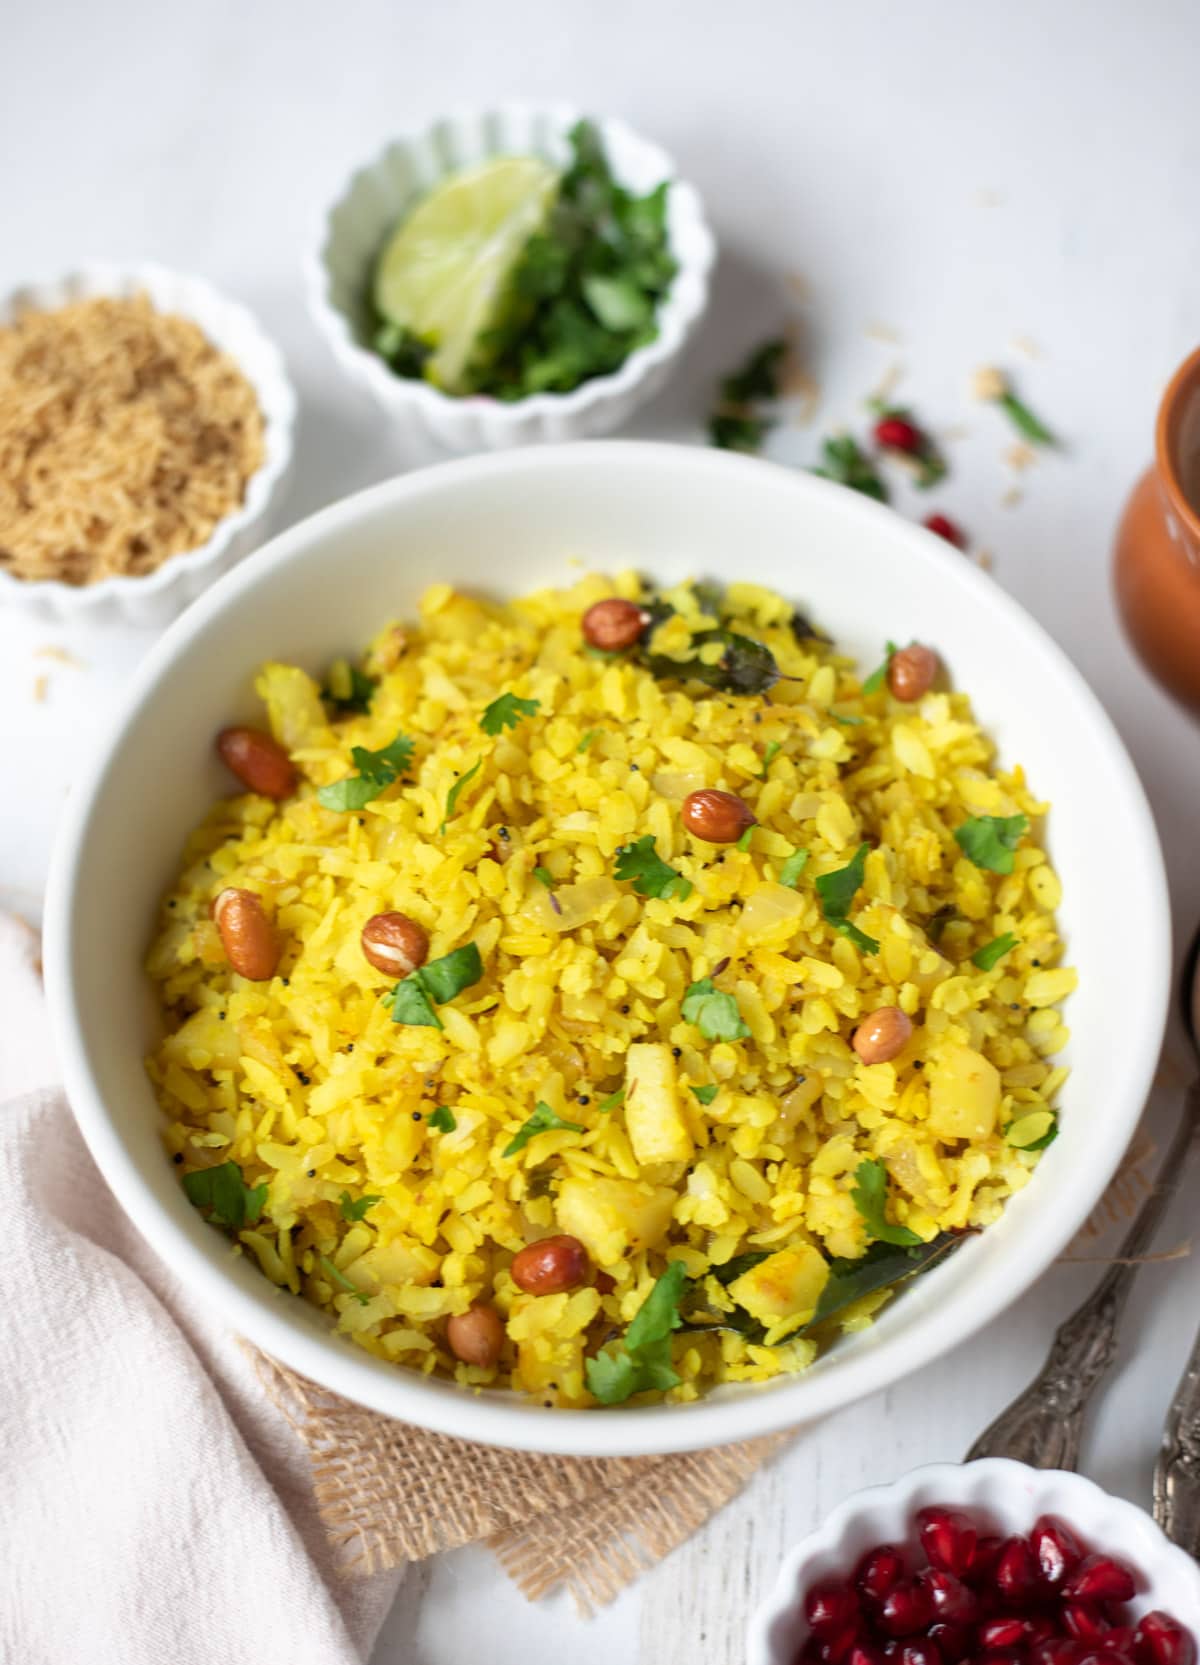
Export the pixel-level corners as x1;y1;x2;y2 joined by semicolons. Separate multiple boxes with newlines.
373;156;560;393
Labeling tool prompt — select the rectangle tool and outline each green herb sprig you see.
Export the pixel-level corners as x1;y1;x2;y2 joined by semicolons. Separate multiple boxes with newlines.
815;842;879;954
318;732;414;812
503;1101;585;1159
614;835;693;901
481;692;540;735
954;814;1029;875
586;1261;688;1404
386;942;483;1029
182;1161;267;1233
681;978;751;1042
851;1158;921;1246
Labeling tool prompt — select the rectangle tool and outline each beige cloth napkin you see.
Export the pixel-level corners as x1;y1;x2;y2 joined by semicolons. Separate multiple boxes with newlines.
0;915;784;1657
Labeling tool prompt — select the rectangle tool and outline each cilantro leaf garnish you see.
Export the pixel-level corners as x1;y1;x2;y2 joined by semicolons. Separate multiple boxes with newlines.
614;835;693;901
779;848;809;888
318;1254;371;1307
182;1161;267;1233
503;1100;585;1159
339;1191;381;1222
862;642;898;697
972;932;1019;972
833;712;864;726
481;692;541;735
760;740;782;777
532;865;554;889
440;759;482;833
954;814;1029;875
690;1082;719;1105
321;660;378;716
813;435;889;501
318;731;414;812
586;1261;688;1404
851;1158;922;1247
815;843;879;953
576;730;600;753
427;1106;457;1132
708;338;788;454
386;942;483;1028
682;978;751;1042
599;1087;625;1111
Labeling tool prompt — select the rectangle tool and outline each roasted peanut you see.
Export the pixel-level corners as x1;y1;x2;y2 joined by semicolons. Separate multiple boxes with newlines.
682;788;755;844
212;887;278;981
216;726;297;800
887;644;939;703
852;1006;913;1065
446;1304;505;1367
360;912;429;977
511;1235;589;1295
581;598;649;652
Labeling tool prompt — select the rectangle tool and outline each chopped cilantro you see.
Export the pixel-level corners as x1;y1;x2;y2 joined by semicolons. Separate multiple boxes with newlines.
813;434;888;501
851;1158;921;1247
586;1260;687;1404
427;1106;457;1133
708;338;788;454
682;978;751;1042
615;834;693;901
182;1161;267;1233
339;1191;381;1223
598;1087;626;1111
576;730;600;753
760;740;782;777
532;865;554;889
690;1082;719;1105
972;932;1019;972
318;1254;371;1307
736;826;754;852
387;978;442;1028
386;942;483;1028
815;842;879;953
779;848;809;888
321;661;378;716
440;758;482;833
373;321;433;379
832;712;864;726
318;732;414;812
862;642;898;696
503;1100;585;1159
481;692;541;735
954;814;1029;875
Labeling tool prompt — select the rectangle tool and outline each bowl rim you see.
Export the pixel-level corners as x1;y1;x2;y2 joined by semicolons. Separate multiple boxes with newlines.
306;101;716;424
43;442;1171;1456
0;260;297;611
746;1457;1200;1665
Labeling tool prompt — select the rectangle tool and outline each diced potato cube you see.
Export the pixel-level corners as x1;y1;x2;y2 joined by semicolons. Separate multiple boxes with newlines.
728;1245;829;1324
555;1177;677;1266
255;663;328;751
928;1044;1001;1140
625;1043;693;1166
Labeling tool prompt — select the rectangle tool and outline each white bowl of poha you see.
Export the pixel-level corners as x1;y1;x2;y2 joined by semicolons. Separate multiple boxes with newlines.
43;443;1169;1457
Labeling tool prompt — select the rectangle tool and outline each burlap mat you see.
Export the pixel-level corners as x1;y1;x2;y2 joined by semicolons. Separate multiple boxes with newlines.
254;1350;790;1610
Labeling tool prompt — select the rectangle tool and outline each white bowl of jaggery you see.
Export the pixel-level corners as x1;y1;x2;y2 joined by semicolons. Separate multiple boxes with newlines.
0;263;296;626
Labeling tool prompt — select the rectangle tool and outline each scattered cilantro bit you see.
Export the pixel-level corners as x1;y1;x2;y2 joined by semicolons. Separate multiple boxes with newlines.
532;865;554;889
973;932;1019;972
862;642;898;697
321;661;378;716
481;692;541;735
760;740;782;777
427;1106;457;1133
832;712;864;726
440;758;482;833
372;320;433;379
642;627;782;696
708;338;788;453
813;434;889;501
615;834;693;901
182;1161;267;1233
851;1158;922;1247
577;730;600;753
779;848;809;888
801;1233;964;1333
386;943;484;1029
690;1082;719;1105
318;1254;371;1307
598;1087;626;1111
736;826;754;852
339;1191;381;1223
998;388;1056;446
681;978;751;1043
586;1260;687;1404
318;731;414;812
815;843;879;953
503;1100;585;1159
954;814;1029;875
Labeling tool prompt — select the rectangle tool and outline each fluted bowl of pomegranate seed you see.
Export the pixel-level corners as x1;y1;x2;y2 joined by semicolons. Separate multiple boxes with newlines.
748;1460;1200;1665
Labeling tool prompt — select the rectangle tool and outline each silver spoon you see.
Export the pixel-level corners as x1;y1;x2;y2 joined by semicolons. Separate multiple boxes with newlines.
966;930;1200;1473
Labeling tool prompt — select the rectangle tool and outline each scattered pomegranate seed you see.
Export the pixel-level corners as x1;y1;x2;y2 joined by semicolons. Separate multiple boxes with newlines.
919;1508;979;1578
922;512;967;549
807;1584;860;1638
968;1536;1006;1587
880;1582;935;1638
1136;1613;1198;1665
848;1645;887;1665
979;1650;1027;1665
1032;1640;1090;1665
921;1570;979;1624
1032;1517;1084;1588
874;416;924;455
1027;1617;1061;1647
928;1623;972;1663
995;1536;1040;1605
858;1546;908;1605
899;1642;942;1665
980;1617;1032;1650
1063;1606;1114;1644
1063;1556;1137;1605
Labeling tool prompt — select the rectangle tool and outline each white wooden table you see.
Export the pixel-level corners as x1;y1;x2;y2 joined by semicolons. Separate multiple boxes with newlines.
4;3;1200;1660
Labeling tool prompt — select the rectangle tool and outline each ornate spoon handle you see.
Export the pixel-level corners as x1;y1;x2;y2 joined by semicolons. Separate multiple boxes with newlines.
967;1085;1200;1468
1151;1080;1200;1549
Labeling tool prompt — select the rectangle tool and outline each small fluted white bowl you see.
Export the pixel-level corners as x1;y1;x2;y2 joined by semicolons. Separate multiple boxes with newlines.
749;1459;1200;1665
0;263;296;627
308;105;715;451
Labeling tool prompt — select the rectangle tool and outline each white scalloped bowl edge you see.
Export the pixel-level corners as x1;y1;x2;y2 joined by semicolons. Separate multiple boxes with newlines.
307;105;716;450
0;263;296;626
749;1460;1200;1665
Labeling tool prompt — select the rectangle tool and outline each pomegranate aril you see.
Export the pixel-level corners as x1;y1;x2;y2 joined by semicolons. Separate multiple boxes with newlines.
980;1619;1032;1650
858;1546;908;1605
1063;1557;1137;1605
1031;1517;1084;1589
1135;1614;1198;1665
874;416;923;454
1078;1649;1136;1665
995;1536;1040;1604
1026;1620;1060;1648
1032;1641;1089;1665
978;1649;1028;1665
847;1646;887;1665
900;1643;943;1665
922;513;967;549
919;1508;979;1577
969;1536;1006;1586
807;1584;861;1638
922;1570;979;1624
929;1623;973;1664
879;1580;934;1638
799;1639;825;1665
1063;1608;1113;1644
817;1628;861;1665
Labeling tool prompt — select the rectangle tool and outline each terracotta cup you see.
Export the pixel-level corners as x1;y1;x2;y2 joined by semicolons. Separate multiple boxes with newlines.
1113;345;1200;712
